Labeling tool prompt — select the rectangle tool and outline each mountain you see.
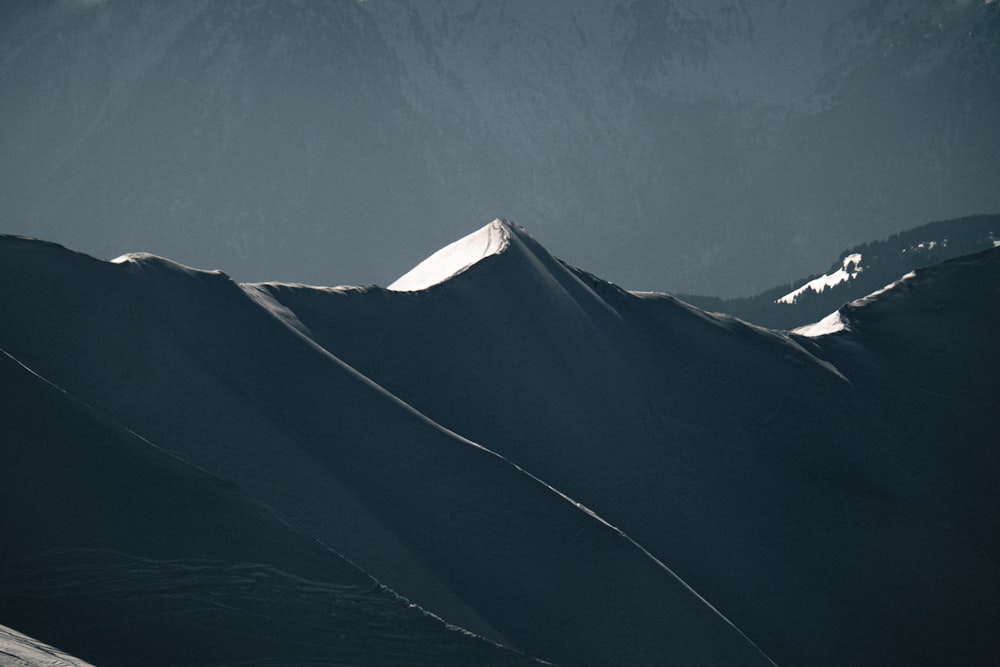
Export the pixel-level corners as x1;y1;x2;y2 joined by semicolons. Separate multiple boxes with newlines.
2;0;998;296
0;347;544;666
682;213;1000;328
2;222;998;665
0;232;777;667
255;220;1000;665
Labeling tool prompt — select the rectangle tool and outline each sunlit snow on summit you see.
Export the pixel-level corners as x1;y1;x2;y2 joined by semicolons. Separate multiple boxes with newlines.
388;219;512;292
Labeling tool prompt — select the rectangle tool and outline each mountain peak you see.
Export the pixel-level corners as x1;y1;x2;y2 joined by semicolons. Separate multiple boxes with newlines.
387;219;514;292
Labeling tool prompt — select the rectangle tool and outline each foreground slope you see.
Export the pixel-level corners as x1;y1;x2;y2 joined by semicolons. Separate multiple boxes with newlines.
0;624;95;667
259;220;1000;666
0;348;542;667
804;247;1000;565
0;235;776;666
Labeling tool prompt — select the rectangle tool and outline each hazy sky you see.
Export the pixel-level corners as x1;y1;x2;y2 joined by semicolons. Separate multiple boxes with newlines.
2;0;998;296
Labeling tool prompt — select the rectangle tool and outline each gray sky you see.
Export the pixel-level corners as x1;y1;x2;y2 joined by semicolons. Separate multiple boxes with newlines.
2;0;998;296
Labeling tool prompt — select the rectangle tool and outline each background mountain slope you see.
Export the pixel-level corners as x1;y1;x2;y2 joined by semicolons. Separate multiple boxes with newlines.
2;0;997;295
683;213;1000;328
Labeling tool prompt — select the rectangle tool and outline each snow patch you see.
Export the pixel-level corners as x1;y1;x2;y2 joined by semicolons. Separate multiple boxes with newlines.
388;219;511;292
902;239;950;254
776;253;863;304
792;311;848;337
110;253;141;264
0;623;96;667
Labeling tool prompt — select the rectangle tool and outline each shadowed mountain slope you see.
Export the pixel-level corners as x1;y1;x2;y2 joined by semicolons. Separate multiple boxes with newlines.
0;233;777;666
256;220;1000;666
2;224;999;664
805;247;1000;564
0;347;545;667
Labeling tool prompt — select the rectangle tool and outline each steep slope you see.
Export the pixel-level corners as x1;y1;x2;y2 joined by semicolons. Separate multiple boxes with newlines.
804;247;1000;563
0;348;542;667
0;234;777;666
260;220;1000;666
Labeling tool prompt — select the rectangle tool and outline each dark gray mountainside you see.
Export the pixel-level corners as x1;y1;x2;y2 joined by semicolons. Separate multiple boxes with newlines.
1;223;998;666
0;231;778;667
0;347;546;667
2;0;998;296
683;213;1000;328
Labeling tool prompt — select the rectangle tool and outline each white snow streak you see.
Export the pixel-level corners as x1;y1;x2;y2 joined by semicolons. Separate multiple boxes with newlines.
853;270;918;305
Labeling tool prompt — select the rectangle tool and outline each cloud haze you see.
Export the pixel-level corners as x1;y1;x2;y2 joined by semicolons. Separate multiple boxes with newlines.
1;0;997;296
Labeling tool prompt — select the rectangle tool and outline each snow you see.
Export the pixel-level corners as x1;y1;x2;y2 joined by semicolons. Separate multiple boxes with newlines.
902;240;948;253
0;624;96;667
388;219;511;292
776;253;863;304
792;268;925;337
110;251;224;277
791;310;848;337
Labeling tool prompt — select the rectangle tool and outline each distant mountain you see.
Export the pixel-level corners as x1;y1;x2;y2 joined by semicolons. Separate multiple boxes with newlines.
682;213;1000;329
2;223;998;665
2;0;998;296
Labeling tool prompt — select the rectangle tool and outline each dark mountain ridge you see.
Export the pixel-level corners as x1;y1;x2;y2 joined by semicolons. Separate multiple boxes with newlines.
1;224;999;665
0;231;777;667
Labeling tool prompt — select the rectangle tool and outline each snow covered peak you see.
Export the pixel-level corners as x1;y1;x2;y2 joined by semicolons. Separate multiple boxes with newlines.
388;219;514;292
